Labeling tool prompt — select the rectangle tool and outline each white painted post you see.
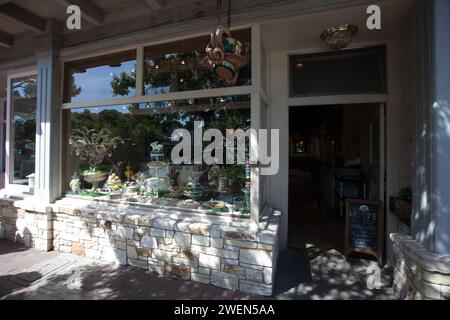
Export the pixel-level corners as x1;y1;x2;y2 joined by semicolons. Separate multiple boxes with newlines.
250;23;262;221
34;54;62;204
411;0;450;255
429;0;450;255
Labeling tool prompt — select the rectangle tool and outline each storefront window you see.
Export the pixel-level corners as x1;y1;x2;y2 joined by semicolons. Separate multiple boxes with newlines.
64;50;137;103
10;74;37;185
144;29;251;95
64;95;252;216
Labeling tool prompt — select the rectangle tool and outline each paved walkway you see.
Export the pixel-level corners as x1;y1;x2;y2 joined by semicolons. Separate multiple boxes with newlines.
0;240;395;300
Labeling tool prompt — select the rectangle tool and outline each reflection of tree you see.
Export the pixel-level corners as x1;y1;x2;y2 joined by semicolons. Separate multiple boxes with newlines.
71;103;250;171
13;78;37;99
70;40;252;171
111;71;136;97
139;42;251;94
69;75;82;99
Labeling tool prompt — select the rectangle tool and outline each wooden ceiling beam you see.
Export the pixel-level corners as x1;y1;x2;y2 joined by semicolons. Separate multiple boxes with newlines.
0;3;46;33
144;0;165;11
53;0;103;25
0;30;13;48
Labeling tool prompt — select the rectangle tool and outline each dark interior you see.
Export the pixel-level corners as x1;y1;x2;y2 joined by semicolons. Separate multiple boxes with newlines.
288;104;382;254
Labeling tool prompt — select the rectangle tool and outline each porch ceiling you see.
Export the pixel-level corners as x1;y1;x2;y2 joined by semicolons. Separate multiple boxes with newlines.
0;0;390;62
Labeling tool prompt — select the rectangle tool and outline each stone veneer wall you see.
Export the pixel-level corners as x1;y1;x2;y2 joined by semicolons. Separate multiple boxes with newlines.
0;198;53;251
391;233;450;300
5;197;280;296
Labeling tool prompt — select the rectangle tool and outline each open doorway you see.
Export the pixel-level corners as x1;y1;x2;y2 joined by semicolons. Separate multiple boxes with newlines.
288;104;384;255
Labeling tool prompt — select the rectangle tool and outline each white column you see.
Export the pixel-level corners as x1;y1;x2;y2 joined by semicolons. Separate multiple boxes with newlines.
34;54;62;204
411;0;450;255
429;0;450;255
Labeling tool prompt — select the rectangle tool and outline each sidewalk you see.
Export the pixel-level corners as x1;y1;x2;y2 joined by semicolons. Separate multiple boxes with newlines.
0;239;395;300
0;240;254;300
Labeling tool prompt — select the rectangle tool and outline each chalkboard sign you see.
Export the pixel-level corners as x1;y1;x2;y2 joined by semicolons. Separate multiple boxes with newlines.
345;199;384;266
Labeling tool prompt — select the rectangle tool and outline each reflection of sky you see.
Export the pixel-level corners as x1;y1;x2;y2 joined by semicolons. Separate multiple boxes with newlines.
71;61;136;103
71;105;131;114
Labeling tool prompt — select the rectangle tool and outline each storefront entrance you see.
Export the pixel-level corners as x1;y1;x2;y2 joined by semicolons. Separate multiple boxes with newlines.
288;104;385;257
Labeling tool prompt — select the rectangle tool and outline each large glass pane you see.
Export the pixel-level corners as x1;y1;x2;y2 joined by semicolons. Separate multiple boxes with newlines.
10;75;37;185
144;29;251;95
290;46;387;97
64;95;252;217
64;50;137;103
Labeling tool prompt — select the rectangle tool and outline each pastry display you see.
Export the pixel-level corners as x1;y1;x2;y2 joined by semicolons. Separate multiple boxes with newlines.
106;173;123;190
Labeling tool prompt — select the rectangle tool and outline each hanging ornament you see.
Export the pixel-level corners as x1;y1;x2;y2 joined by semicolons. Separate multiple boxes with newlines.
203;0;248;85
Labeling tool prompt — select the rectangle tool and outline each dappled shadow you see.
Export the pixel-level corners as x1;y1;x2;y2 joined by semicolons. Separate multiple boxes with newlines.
273;248;394;300
4;261;257;300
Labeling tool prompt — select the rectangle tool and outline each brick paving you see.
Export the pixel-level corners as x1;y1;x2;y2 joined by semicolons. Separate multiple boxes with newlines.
0;240;255;300
0;239;394;300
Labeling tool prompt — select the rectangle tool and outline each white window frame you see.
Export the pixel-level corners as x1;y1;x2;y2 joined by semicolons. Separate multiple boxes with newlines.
0;97;6;175
60;24;267;221
5;69;37;194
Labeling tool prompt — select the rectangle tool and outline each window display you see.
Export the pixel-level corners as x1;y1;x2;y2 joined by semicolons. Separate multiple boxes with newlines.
65;96;251;216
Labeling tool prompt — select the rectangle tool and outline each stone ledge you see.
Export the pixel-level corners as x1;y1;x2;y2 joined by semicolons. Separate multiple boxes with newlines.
52;197;280;236
14;198;53;214
391;233;450;300
391;233;450;274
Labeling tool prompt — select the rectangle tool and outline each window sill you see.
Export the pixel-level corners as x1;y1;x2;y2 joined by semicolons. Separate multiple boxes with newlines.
0;186;33;202
64;193;251;219
51;196;279;232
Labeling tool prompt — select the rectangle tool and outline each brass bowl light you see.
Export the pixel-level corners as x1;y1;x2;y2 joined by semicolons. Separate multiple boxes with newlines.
321;24;359;49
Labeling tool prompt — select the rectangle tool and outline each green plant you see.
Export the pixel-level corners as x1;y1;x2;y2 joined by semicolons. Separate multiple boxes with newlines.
225;166;246;192
81;165;111;175
399;187;412;205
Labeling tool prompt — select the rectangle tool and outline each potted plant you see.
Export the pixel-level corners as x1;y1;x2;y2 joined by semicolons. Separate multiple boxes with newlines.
69;127;123;190
395;187;412;219
225;166;246;194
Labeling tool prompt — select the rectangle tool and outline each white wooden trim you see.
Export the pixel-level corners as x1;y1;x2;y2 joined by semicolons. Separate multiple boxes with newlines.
136;46;144;97
62;86;253;109
0;97;5;174
380;103;386;206
60;24;253;63
285;40;389;57
251;23;262;94
288;94;389;107
250;93;260;221
5;69;37;193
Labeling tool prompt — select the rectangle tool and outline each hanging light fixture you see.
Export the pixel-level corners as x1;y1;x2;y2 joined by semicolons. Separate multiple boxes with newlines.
321;24;358;49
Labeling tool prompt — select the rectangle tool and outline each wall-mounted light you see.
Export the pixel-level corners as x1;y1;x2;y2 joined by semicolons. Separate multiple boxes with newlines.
321;24;358;49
